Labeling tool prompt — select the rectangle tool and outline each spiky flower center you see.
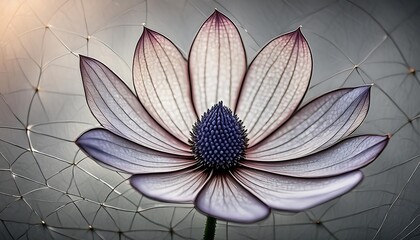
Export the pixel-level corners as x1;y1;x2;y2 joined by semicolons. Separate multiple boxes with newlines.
190;102;248;171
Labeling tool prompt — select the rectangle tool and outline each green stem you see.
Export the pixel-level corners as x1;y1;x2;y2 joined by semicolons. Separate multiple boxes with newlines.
203;216;217;240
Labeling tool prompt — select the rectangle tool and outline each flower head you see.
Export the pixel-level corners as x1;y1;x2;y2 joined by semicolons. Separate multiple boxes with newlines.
190;101;248;170
76;11;389;223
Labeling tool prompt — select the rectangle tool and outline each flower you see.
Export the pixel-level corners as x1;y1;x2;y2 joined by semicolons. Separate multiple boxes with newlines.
76;10;389;223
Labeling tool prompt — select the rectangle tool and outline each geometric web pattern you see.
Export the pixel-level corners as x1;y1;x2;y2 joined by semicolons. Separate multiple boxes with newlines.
0;0;419;239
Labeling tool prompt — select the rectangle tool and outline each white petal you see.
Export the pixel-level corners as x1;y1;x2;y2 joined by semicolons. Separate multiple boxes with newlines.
76;129;195;174
233;168;363;211
195;174;269;223
243;135;388;177
235;28;312;146
248;86;371;160
80;56;190;155
130;167;211;203
189;11;247;113
133;28;197;143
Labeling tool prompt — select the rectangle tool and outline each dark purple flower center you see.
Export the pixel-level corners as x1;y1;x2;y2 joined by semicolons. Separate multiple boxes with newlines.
190;102;248;171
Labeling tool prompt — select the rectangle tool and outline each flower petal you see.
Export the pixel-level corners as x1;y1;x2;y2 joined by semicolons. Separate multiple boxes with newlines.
79;56;190;155
195;174;269;223
189;10;247;113
247;86;371;160
76;128;195;174
133;28;197;143
235;28;312;146
130;168;211;203
232;168;363;211
242;135;388;178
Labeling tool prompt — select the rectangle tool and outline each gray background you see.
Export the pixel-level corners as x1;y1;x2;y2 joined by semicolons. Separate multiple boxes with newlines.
0;0;419;239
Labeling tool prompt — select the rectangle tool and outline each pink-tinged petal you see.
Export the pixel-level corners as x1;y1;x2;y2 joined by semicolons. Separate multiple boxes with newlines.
80;56;190;155
233;168;363;211
133;28;197;143
243;135;388;178
130;168;211;203
195;174;269;223
76;129;195;174
235;28;312;146
248;86;371;161
189;11;247;113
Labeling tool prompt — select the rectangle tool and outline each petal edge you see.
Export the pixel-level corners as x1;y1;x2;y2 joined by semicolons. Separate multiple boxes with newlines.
248;86;371;160
243;135;389;177
233;168;363;211
236;28;312;146
195;173;269;223
76;128;195;174
79;55;191;155
130;168;211;203
133;28;197;143
189;10;247;113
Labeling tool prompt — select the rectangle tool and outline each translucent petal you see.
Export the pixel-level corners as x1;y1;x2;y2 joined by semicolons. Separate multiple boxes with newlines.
235;28;312;146
195;174;269;223
76;128;195;174
248;86;371;161
133;28;197;143
80;56;190;155
189;10;247;113
233;168;363;211
130;168;211;203
243;135;388;177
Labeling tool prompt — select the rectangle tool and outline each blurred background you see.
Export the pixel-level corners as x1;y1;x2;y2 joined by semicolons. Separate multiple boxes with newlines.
0;0;419;239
